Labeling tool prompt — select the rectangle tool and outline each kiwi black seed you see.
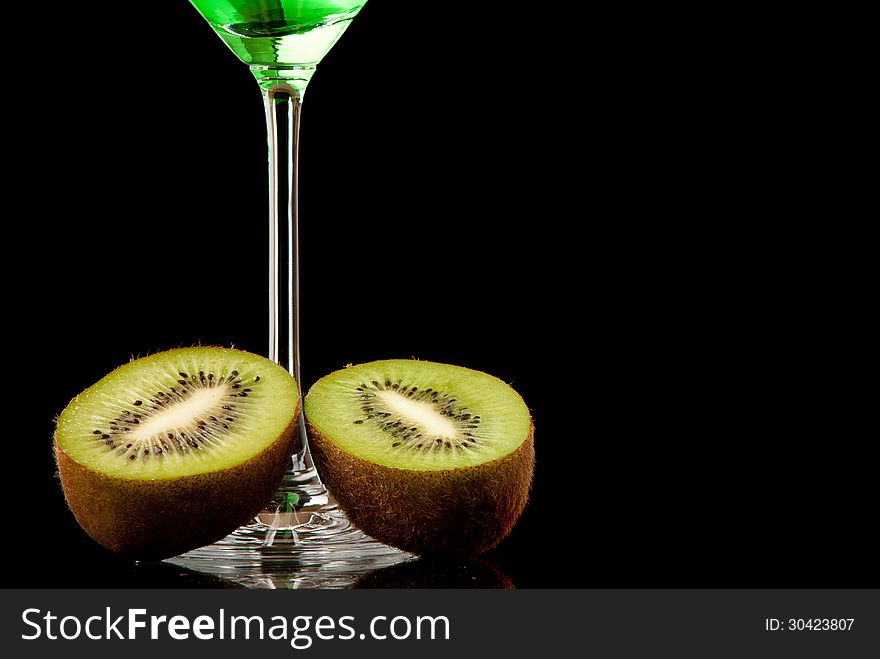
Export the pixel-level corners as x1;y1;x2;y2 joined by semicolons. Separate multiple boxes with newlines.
305;359;534;557
53;347;299;561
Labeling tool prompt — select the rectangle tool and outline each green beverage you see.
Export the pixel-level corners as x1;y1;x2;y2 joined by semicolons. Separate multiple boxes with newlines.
189;0;367;71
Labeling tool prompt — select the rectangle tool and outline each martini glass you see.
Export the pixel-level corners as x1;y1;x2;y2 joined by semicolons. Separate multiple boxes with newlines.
170;0;410;586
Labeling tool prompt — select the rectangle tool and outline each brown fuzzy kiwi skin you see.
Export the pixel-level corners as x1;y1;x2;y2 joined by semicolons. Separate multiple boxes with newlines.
308;421;534;557
54;414;297;562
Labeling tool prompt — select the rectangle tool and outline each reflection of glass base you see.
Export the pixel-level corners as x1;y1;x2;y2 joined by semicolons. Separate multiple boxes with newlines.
166;467;413;588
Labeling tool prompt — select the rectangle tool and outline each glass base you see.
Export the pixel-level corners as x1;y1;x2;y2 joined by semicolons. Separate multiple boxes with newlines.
165;465;413;588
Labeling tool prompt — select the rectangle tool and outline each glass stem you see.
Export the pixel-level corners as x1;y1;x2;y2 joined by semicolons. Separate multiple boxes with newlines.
264;83;301;380
263;79;312;473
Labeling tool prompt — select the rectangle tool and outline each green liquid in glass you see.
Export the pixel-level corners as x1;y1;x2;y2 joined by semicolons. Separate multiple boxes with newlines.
190;0;367;72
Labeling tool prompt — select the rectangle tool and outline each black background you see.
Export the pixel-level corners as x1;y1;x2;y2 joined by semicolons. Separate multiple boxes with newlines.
4;3;872;588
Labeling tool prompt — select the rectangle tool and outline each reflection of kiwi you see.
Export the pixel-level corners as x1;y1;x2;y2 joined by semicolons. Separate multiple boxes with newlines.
353;557;515;589
305;360;534;557
54;347;298;561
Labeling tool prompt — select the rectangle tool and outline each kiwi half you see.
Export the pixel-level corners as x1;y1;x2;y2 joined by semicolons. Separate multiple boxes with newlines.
305;360;534;557
54;347;298;561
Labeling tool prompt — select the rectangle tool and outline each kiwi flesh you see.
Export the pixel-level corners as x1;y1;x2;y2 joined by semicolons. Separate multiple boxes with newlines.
54;347;298;561
305;359;534;557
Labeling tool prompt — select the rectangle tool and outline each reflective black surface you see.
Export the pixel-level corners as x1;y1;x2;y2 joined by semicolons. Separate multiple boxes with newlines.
5;4;875;588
